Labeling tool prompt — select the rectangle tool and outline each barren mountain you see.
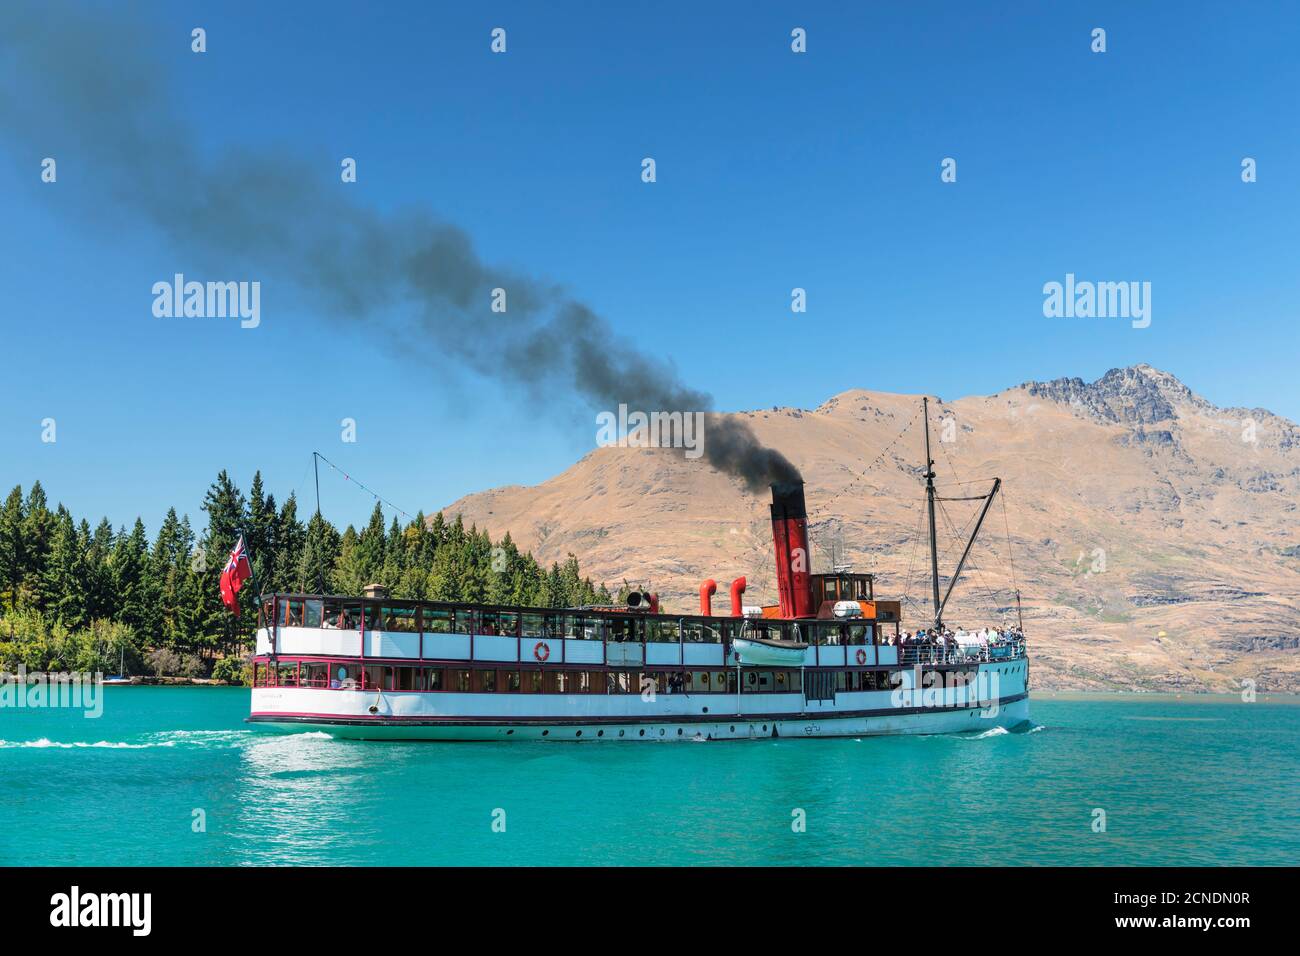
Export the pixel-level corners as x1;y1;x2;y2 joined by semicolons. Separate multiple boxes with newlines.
438;366;1300;692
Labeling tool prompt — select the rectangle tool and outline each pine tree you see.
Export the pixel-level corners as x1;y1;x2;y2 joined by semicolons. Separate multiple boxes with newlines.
332;525;363;595
111;519;150;634
43;506;88;629
273;494;306;591
84;519;116;621
247;471;277;592
20;482;53;611
149;509;185;647
296;511;340;593
0;486;26;610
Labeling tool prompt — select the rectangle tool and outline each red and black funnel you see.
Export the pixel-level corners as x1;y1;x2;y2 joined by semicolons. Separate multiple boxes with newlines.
770;481;814;618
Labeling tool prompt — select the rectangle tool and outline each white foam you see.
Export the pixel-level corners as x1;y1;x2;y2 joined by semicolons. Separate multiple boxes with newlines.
0;737;174;749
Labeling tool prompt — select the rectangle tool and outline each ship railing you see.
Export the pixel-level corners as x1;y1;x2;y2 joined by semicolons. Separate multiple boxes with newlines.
898;640;1026;666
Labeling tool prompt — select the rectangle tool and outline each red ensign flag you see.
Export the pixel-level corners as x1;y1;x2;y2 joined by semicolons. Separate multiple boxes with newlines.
219;535;252;616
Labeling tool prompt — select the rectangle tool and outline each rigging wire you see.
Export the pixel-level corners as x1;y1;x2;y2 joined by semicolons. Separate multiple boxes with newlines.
312;451;416;523
818;406;922;514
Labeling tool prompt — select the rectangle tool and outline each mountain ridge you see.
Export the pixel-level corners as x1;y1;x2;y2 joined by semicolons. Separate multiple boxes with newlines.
437;365;1300;692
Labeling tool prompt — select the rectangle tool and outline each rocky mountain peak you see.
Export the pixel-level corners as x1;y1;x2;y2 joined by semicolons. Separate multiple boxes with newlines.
1021;364;1203;426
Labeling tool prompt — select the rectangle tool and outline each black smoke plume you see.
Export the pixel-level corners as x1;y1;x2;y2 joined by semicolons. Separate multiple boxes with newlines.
0;2;800;492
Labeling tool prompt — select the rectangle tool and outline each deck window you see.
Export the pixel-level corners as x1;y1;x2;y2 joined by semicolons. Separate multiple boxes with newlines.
477;669;497;693
381;605;418;632
648;618;680;643
607;671;635;694
521;612;561;639
562;614;593;640
321;599;359;630
301;599;323;628
278;600;305;627
394;667;420;691
809;622;841;646
422;607;453;633
451;669;471;693
426;669;444;691
526;671;543;693
502;670;522;692
478;611;519;637
302;662;328;687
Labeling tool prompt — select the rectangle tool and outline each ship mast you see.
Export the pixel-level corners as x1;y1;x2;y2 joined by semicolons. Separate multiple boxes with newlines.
922;397;942;629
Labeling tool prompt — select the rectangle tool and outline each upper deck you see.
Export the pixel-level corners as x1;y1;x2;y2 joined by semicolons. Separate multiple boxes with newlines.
253;593;1025;670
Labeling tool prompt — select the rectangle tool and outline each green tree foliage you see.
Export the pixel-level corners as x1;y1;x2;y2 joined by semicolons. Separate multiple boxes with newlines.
0;477;607;675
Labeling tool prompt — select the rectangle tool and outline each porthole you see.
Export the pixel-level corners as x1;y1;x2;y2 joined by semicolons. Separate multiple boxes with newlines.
702;707;709;714
618;729;625;737
542;729;549;736
762;725;767;732
506;729;514;735
677;728;683;736
639;729;645;737
597;729;604;737
659;728;665;736
730;725;735;732
575;729;582;737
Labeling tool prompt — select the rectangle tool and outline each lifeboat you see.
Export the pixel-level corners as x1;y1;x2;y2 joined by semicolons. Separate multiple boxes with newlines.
731;636;809;667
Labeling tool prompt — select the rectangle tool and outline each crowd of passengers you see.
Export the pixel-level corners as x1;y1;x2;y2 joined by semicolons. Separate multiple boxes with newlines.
883;625;1025;651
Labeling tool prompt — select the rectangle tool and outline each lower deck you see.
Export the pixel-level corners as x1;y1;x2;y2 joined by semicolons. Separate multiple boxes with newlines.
248;656;1031;740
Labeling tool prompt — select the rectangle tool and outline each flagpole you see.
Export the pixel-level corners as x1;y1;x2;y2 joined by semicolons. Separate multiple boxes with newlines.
235;527;261;657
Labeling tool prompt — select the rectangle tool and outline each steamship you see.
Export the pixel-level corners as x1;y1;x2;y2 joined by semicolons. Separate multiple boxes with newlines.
248;400;1030;740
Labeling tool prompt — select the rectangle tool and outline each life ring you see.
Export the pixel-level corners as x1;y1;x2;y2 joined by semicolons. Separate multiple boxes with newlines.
855;648;868;665
533;641;551;663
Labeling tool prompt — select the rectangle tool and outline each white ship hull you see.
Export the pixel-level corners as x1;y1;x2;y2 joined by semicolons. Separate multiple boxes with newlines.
249;660;1030;741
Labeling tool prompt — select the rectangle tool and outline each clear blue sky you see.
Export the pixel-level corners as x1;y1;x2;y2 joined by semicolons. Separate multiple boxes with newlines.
2;0;1297;534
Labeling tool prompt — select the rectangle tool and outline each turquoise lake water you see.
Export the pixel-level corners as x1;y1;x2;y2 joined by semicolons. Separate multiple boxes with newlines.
1;688;1296;866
